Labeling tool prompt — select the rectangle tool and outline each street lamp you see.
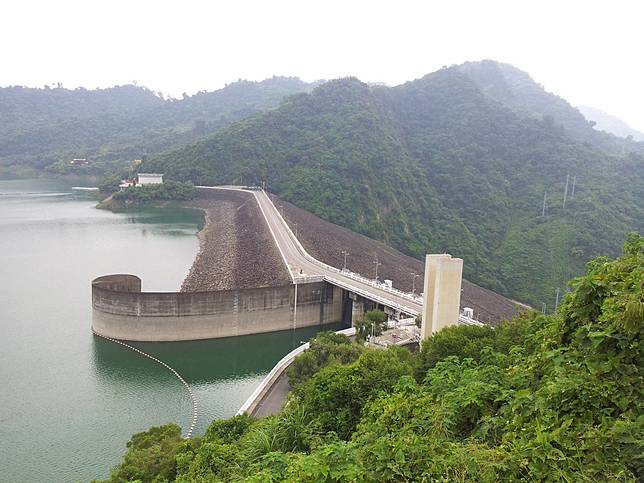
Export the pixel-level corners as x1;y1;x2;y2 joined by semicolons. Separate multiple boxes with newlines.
410;272;419;294
341;250;349;270
373;255;382;281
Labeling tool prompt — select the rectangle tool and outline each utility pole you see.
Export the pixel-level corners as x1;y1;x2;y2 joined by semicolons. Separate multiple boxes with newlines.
555;287;561;311
542;191;548;217
410;272;419;294
280;204;284;218
294;222;298;238
571;175;576;198
373;255;382;281
541;302;546;315
341;250;349;270
563;173;570;209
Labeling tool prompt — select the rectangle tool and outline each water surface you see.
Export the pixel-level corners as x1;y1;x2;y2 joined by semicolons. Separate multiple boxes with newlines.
0;179;335;482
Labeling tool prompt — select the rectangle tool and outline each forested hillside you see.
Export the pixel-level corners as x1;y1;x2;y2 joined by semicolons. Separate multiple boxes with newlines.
0;77;313;173
458;60;644;155
142;61;644;307
100;235;643;481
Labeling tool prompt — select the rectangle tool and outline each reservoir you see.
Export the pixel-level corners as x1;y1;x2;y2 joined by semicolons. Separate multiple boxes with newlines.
0;179;333;482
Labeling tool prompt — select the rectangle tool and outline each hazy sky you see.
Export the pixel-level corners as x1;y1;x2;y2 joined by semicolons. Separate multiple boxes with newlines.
2;0;643;131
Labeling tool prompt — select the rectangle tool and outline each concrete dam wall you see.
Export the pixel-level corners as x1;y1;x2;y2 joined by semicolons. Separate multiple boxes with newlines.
92;274;345;341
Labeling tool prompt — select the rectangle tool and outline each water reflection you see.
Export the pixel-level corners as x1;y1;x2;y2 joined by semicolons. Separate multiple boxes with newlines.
91;323;346;387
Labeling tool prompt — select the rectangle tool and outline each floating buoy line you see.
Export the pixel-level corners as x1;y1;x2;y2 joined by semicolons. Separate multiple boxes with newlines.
93;330;198;438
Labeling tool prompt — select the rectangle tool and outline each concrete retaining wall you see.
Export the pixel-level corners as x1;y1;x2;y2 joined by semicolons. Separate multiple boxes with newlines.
92;274;344;341
237;327;357;417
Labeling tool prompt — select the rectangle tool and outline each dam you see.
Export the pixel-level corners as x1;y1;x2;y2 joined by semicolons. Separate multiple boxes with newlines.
92;186;521;342
92;274;346;341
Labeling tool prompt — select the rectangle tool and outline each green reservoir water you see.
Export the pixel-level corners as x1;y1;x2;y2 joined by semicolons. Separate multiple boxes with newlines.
0;179;337;482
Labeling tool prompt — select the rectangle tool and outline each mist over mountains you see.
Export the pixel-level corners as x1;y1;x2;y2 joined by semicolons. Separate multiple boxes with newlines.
1;60;642;307
578;105;644;142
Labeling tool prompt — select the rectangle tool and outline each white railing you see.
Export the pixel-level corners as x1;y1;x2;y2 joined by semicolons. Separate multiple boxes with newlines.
338;268;424;305
324;275;419;316
259;191;423;310
292;275;325;284
458;314;485;327
200;187;483;323
236;327;356;416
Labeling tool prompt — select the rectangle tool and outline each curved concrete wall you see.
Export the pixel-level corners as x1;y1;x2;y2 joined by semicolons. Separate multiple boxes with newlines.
92;275;344;341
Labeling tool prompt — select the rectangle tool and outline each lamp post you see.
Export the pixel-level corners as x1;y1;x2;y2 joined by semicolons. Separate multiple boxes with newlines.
373;255;382;281
410;272;419;294
341;250;349;270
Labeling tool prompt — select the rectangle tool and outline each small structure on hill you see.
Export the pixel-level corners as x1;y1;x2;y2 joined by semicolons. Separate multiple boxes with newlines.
421;254;463;339
118;172;164;190
137;173;163;185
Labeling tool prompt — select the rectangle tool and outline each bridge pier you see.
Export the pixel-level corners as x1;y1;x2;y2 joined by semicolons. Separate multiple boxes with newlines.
351;296;365;325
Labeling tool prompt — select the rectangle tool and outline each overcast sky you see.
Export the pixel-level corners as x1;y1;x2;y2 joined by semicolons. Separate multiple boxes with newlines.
2;0;643;131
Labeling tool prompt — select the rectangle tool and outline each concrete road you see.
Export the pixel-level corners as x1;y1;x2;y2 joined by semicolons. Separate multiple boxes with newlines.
251;189;422;316
251;372;291;418
198;186;422;315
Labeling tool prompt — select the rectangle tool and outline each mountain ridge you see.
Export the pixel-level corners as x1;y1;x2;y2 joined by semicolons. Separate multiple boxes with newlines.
0;76;316;169
141;61;643;307
578;105;644;141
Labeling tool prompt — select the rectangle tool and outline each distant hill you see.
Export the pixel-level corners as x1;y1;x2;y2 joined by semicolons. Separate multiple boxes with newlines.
0;77;315;170
578;105;644;142
457;60;644;155
142;61;643;308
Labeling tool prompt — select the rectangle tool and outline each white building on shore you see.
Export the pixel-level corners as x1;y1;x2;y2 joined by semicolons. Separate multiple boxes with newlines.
137;173;164;185
119;173;164;190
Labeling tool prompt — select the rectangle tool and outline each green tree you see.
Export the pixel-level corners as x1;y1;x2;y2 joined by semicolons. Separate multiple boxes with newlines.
98;174;122;193
101;234;643;482
98;424;187;483
286;331;363;386
355;309;388;341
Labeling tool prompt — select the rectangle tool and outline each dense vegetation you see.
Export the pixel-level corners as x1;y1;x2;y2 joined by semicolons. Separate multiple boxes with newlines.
141;61;643;307
99;234;643;482
111;180;196;204
0;77;313;175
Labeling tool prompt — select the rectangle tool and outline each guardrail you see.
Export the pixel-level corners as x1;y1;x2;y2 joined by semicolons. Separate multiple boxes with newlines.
200;188;475;322
458;314;485;327
292;275;325;284
324;275;419;316
338;268;424;304
259;191;423;312
237;327;356;416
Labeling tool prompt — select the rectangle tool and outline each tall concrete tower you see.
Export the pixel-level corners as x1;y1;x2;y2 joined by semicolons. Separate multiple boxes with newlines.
421;254;463;339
